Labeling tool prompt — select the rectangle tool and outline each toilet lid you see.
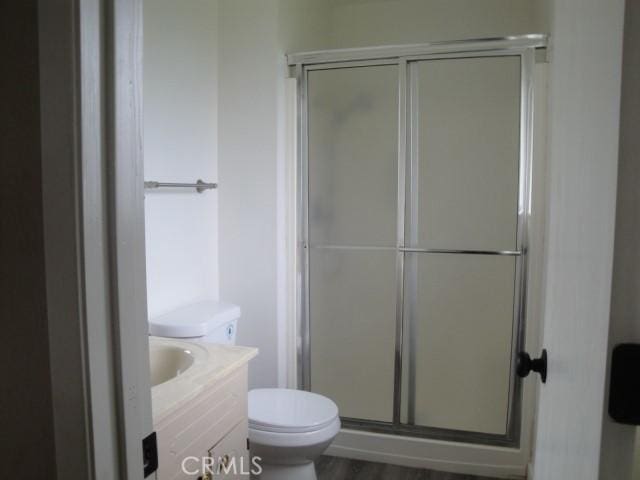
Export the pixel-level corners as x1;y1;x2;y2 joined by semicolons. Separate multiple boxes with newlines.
249;389;339;433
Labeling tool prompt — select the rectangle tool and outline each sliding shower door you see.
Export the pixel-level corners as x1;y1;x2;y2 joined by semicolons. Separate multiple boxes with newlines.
402;56;522;435
307;65;399;422
297;41;538;445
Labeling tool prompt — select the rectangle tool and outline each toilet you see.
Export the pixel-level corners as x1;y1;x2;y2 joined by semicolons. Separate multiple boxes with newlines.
248;388;340;480
149;301;340;479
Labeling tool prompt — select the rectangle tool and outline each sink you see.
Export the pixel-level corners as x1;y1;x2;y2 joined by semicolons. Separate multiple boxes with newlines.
149;336;257;425
149;342;196;387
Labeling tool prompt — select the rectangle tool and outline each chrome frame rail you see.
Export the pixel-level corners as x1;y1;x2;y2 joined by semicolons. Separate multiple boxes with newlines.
340;417;515;447
293;34;545;448
287;34;547;66
393;59;408;424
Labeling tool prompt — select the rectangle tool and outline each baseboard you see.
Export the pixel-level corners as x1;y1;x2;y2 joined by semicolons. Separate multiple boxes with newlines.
326;429;527;479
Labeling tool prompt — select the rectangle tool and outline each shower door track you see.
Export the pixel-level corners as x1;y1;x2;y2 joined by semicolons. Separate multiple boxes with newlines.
290;34;547;448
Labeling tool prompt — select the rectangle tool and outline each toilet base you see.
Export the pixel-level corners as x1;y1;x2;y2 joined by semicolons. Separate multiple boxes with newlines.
253;461;317;480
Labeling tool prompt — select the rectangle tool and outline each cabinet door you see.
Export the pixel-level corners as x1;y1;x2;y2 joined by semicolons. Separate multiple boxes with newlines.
206;421;250;479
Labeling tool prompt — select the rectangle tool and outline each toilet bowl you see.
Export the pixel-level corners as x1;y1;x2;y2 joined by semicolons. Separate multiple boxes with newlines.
248;388;340;480
149;302;341;479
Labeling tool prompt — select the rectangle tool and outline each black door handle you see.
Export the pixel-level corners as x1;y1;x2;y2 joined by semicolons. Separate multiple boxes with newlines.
516;349;547;383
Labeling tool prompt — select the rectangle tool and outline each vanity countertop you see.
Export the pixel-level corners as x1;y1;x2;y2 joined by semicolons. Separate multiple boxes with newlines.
150;336;258;424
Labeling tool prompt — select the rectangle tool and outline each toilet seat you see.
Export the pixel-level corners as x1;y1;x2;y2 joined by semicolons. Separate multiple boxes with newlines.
249;388;338;432
249;416;341;448
248;389;340;446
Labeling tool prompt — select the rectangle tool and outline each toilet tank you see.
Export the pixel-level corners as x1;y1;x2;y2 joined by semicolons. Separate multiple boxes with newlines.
202;317;238;345
149;301;240;345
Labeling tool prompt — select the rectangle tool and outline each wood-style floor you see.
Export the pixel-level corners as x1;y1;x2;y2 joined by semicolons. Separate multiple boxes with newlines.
315;456;503;480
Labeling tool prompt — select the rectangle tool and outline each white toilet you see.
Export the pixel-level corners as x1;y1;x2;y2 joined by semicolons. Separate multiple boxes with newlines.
248;388;340;480
149;301;340;480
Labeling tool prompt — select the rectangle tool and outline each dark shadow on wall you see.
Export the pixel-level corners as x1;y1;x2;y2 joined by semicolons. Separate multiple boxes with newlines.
600;0;640;478
0;1;57;478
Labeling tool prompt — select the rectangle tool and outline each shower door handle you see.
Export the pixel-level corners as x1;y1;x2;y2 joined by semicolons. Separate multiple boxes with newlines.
516;349;547;383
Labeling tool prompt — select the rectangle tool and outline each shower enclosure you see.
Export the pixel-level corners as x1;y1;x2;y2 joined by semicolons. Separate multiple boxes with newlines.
289;35;547;446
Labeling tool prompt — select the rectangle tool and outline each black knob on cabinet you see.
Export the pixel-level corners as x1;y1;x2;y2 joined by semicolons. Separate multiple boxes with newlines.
516;349;547;383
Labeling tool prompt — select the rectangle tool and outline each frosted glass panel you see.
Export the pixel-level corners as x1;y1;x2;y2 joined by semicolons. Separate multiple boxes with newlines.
309;249;396;422
406;254;515;434
308;66;398;246
305;56;525;436
412;57;520;251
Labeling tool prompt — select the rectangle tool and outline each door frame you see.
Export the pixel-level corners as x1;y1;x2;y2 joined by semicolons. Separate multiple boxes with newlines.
38;0;152;478
531;0;628;478
289;34;546;448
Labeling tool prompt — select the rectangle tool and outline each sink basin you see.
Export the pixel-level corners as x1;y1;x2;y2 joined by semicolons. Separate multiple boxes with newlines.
149;342;196;387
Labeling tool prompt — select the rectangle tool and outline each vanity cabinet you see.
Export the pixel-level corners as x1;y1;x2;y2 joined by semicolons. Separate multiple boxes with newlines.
155;364;251;479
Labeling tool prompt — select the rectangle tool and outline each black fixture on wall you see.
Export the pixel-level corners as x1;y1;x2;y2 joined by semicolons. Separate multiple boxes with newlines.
608;344;640;425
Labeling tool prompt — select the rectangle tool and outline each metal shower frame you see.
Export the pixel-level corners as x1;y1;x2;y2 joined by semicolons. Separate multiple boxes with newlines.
288;34;547;447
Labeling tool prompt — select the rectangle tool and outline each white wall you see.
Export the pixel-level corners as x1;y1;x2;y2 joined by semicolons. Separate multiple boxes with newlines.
142;0;328;388
216;0;333;389
278;0;332;52
144;0;220;318
327;0;539;48
217;0;281;388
